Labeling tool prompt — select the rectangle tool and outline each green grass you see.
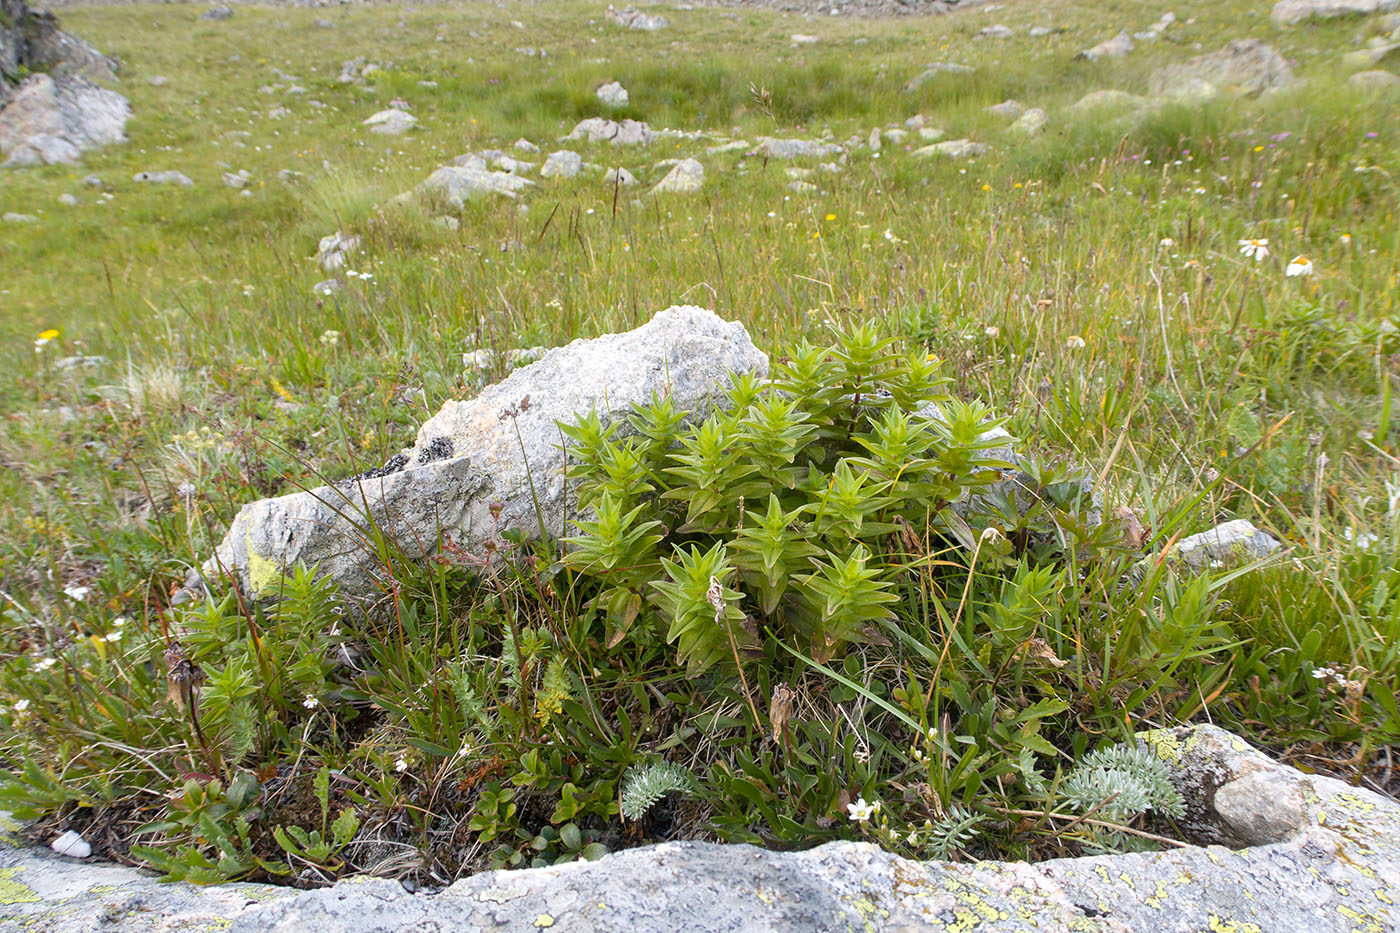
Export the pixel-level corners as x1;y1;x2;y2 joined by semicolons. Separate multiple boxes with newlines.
0;0;1397;884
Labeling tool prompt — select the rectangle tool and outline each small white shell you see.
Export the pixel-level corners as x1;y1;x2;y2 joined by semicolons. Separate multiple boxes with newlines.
50;830;91;859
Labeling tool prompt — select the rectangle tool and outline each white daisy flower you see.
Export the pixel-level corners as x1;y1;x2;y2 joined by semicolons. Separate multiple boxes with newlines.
1285;255;1314;277
1238;238;1270;261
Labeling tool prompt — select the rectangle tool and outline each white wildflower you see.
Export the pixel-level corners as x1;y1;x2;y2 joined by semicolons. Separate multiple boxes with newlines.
34;658;56;672
1238;238;1270;261
303;694;320;709
847;797;877;822
1285;255;1314;278
395;757;409;773
63;585;89;602
1066;335;1086;349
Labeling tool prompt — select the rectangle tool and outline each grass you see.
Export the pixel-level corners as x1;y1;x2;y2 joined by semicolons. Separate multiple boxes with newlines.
0;0;1397;885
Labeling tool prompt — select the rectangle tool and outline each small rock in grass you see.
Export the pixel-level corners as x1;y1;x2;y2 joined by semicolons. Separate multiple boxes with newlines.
3;212;37;223
148;75;169;87
200;5;233;21
605;4;668;31
986;99;1025;119
514;138;540;153
596;81;630;108
1010;108;1048;134
317;232;360;270
540;150;582;179
903;61;973;93
1077;30;1134;60
133;170;194;187
50;831;91;859
651;158;703;194
363;110;417;135
1350;69;1400;91
58;193;79;206
912;138;987;159
979;24;1013;39
791;33;819;45
82;174;106;189
604;166;637;186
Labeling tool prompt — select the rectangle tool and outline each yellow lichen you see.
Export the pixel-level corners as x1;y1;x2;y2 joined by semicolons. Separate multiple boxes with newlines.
244;529;283;597
533;914;555;928
0;868;39;905
1206;915;1262;933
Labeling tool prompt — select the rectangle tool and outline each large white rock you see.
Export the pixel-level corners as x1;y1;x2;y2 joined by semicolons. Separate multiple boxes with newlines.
0;73;128;167
191;307;766;600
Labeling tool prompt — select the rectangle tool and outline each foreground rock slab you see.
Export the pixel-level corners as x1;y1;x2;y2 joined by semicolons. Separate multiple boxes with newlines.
2;725;1396;931
0;73;128;166
190;307;766;601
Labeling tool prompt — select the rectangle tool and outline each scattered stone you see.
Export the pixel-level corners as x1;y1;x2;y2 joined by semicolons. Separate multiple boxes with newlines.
413;164;535;204
1029;25;1053;37
188;307;763;601
1077;30;1134;61
790;33;819;45
564;118;653;145
276;169;303;183
199;5;233;21
48;831;90;859
605;4;669;30
514;138;540;153
1169;519;1281;571
132;170;193;187
57;192;78;205
596;81;629;108
651;158;703;193
1135;11;1177;39
0;74;130;167
148;75;169;87
985;99;1025;119
787;180;818;193
434;215;459;231
221;170;248;189
363;109;417;135
903;61;973;93
867;127;881;151
312;279;340;297
540;149;582;179
912;138;987;159
316;232;360;271
755;136;843;158
603;166;636;186
704;139;749;155
1350;68;1400;89
1068;88;1149;115
81;173;104;188
54;354;107;370
882;128;908;144
979;24;1013;38
1010;107;1048;134
2;211;36;222
1272;0;1398;24
917;127;945;142
314;17;334;28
